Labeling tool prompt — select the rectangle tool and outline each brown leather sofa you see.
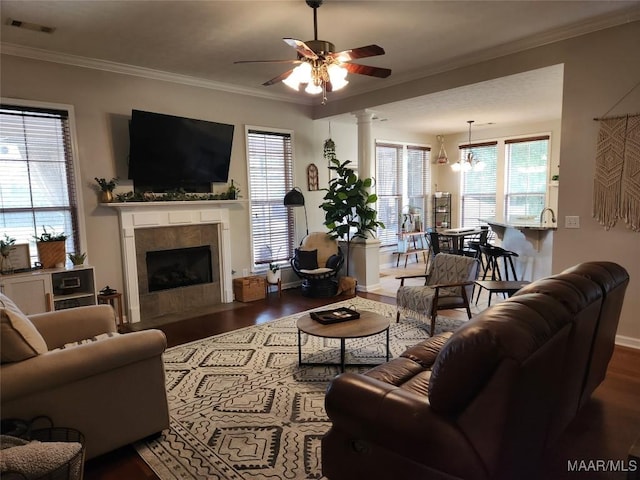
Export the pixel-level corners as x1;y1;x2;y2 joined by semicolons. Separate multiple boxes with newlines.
1;293;170;459
322;261;629;480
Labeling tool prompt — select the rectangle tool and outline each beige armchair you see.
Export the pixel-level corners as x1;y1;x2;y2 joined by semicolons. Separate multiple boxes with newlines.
0;293;169;459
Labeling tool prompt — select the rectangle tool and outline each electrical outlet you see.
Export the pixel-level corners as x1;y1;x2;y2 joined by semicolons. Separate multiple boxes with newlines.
565;216;580;229
242;268;249;277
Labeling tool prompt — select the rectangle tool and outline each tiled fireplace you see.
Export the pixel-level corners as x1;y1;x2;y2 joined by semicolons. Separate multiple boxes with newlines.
108;201;233;323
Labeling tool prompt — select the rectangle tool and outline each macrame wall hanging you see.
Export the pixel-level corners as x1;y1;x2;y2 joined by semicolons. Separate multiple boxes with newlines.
592;80;640;232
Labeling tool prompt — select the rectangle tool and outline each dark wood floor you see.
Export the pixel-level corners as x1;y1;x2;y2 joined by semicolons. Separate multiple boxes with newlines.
84;288;640;480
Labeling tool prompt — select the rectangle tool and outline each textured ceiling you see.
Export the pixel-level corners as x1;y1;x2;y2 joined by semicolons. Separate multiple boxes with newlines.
2;0;639;133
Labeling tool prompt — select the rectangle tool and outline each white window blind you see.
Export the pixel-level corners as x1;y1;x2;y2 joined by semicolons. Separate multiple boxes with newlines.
247;129;294;267
505;136;549;220
0;105;79;267
460;142;498;228
375;143;402;247
407;145;431;226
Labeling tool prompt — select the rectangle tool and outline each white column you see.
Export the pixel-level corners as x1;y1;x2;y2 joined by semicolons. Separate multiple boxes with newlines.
353;109;375;184
349;109;380;291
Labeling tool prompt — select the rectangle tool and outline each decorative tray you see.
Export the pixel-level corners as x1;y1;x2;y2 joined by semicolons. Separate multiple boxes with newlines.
310;307;360;324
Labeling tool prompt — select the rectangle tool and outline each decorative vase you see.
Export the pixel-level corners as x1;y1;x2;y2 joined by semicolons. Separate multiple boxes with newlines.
1;255;13;274
100;190;113;203
37;241;66;269
266;269;281;284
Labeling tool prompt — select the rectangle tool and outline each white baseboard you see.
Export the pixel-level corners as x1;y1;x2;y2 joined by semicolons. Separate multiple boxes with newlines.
615;335;640;350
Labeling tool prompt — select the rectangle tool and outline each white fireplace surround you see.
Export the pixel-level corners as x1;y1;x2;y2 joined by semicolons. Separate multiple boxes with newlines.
107;201;234;323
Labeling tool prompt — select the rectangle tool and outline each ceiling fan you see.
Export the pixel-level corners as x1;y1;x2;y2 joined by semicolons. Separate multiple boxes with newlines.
234;0;391;103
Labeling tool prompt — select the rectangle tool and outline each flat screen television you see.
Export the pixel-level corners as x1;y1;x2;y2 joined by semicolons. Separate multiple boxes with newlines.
128;110;234;192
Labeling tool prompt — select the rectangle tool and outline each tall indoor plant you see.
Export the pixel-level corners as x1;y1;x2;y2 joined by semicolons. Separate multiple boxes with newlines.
320;139;385;274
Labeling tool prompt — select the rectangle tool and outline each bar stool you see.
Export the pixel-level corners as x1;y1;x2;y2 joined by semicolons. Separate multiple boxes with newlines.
475;244;521;305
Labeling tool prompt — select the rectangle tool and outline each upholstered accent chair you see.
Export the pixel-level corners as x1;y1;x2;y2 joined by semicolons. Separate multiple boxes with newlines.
396;253;479;335
0;292;169;459
291;232;344;297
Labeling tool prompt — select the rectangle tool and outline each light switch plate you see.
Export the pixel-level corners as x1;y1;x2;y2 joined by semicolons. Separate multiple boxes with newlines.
565;216;580;228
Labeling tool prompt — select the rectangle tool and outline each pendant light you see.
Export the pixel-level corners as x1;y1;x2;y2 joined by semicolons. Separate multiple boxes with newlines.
451;120;485;172
436;135;448;164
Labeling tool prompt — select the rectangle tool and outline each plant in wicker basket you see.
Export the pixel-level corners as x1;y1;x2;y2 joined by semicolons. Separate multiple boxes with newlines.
35;226;68;269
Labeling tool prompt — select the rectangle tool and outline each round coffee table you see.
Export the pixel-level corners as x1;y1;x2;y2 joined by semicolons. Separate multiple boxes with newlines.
297;310;391;372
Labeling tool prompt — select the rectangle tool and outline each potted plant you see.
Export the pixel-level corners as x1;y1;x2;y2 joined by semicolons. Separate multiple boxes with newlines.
320;138;385;275
265;245;282;284
1;234;16;274
68;252;87;267
94;177;118;203
34;226;68;269
227;179;239;200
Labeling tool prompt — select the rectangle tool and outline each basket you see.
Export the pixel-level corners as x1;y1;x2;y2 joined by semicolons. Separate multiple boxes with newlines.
1;417;85;480
36;241;66;269
233;275;266;302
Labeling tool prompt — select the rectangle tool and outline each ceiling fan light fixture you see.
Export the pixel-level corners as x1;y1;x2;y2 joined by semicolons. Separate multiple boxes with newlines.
327;63;348;91
305;82;323;95
283;62;313;91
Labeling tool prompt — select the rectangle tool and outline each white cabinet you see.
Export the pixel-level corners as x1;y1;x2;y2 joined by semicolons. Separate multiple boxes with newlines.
0;266;96;315
0;273;52;315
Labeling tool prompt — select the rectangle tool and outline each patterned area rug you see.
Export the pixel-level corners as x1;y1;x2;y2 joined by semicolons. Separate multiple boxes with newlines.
135;297;465;480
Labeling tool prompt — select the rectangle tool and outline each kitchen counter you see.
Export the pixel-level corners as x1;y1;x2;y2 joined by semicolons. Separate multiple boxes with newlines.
481;218;557;231
480;218;555;281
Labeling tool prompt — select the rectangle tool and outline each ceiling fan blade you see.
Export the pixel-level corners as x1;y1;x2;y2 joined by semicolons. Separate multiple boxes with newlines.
283;38;319;60
343;63;392;79
328;44;385;62
262;69;295;86
235;59;301;64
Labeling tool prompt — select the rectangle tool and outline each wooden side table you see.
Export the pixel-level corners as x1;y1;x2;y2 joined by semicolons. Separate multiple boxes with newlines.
97;292;125;329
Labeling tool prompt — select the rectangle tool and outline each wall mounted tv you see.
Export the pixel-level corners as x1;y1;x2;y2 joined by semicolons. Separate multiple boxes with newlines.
128;109;235;192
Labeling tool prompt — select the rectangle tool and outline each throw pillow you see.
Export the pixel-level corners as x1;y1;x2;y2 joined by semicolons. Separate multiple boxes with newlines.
295;249;318;270
325;254;342;270
0;294;48;364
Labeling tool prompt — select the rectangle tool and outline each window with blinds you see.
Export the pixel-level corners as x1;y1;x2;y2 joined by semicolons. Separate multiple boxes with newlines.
460;142;498;228
0;105;79;267
407;145;430;221
246;129;295;268
375;143;430;247
375;143;402;247
505;136;549;220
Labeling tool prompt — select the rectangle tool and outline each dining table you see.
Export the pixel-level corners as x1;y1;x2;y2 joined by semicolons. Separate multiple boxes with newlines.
436;227;484;254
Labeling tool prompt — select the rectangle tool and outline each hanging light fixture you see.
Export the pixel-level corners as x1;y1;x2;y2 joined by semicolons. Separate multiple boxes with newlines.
436;135;448;165
283;56;349;98
451;120;485;172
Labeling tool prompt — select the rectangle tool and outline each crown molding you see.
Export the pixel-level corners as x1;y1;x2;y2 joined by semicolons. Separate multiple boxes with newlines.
0;42;315;106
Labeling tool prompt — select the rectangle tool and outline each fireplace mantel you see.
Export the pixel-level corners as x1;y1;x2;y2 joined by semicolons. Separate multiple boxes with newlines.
106;201;237;323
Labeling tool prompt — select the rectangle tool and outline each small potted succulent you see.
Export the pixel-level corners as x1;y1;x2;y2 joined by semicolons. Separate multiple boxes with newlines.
94;177;118;203
34;226;68;269
68;251;87;267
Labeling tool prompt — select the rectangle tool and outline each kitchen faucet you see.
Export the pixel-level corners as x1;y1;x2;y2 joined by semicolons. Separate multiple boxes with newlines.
539;207;556;224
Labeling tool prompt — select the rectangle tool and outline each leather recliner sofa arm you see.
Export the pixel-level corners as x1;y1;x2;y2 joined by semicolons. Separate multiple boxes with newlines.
325;372;487;478
0;329;167;402
29;304;117;349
